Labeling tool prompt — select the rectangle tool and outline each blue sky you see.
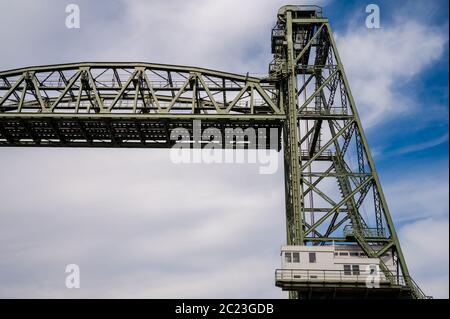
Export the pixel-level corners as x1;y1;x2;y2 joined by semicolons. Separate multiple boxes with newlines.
0;0;448;298
327;0;449;296
326;0;449;208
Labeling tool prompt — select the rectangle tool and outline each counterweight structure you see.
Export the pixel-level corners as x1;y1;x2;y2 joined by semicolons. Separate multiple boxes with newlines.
0;5;427;299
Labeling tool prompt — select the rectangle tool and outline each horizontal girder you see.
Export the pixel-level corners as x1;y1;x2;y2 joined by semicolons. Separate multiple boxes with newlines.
0;62;283;148
0;114;282;149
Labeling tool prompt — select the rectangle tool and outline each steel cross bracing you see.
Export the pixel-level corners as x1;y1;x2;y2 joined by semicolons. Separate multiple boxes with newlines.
270;5;426;299
0;62;283;148
0;5;426;299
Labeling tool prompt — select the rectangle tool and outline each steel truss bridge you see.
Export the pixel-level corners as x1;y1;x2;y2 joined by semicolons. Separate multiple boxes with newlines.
0;5;427;299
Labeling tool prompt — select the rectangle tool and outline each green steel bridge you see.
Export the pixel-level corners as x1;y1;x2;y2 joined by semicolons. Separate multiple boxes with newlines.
0;5;428;299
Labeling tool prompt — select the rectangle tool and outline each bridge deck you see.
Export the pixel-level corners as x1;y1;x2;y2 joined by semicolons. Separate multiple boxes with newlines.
0;63;284;149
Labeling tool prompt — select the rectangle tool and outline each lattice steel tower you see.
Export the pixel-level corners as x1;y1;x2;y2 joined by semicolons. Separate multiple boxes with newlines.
0;5;427;299
271;5;426;299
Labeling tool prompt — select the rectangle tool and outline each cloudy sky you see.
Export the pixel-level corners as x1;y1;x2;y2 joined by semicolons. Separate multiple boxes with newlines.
0;0;448;298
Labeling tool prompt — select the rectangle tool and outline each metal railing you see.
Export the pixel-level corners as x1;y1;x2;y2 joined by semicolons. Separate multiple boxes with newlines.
343;225;386;238
0;79;246;90
301;149;334;159
278;5;323;18
409;276;433;299
300;107;348;115
275;269;407;286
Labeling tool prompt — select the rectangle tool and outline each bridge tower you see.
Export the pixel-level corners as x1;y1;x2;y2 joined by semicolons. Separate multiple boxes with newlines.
271;5;426;299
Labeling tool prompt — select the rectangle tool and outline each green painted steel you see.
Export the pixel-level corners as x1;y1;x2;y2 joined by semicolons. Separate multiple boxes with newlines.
271;5;427;299
0;5;428;299
0;63;282;148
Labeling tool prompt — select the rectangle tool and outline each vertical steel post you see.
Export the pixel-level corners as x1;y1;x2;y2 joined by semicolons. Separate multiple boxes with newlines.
283;11;304;247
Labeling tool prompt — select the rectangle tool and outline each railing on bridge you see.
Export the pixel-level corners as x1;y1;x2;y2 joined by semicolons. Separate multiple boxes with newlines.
343;225;387;238
275;268;407;286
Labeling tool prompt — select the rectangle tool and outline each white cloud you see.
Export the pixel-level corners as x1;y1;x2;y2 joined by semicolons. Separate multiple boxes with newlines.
399;218;449;298
0;0;319;298
0;0;327;73
385;164;449;298
0;148;287;298
392;133;449;156
336;20;447;128
383;165;449;223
